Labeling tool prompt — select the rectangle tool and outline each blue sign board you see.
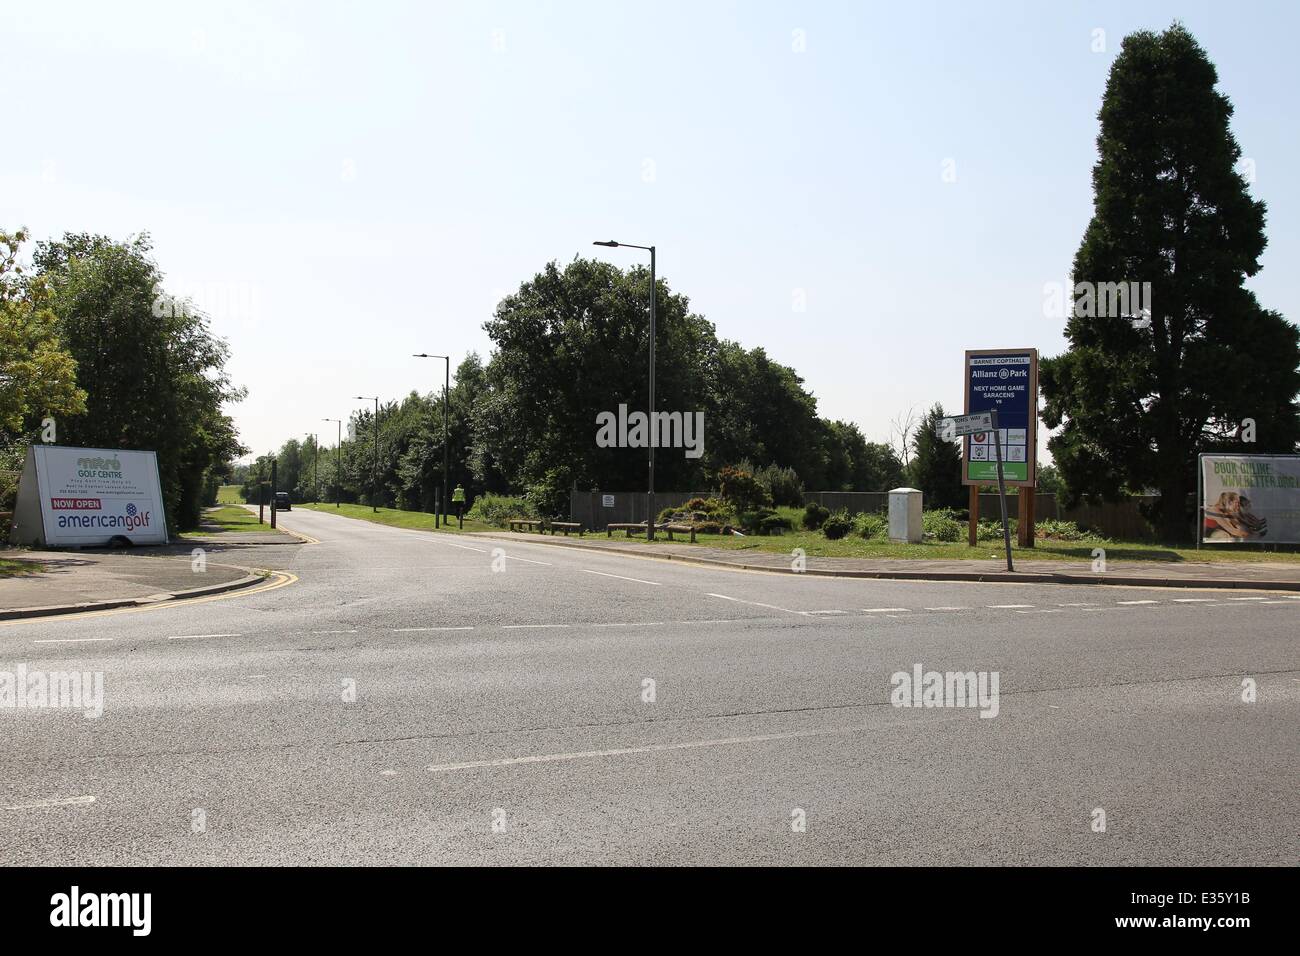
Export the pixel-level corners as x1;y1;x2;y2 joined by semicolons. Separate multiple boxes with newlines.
963;349;1038;486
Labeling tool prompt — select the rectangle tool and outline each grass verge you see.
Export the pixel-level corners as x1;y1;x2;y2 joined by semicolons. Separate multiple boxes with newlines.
298;502;495;534
623;528;1300;564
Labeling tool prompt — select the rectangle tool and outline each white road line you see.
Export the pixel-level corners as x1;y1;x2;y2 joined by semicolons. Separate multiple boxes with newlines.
675;619;741;625
2;795;96;811
591;622;664;628
428;727;858;773
805;610;848;615
168;633;241;640
1116;600;1159;605
32;637;113;644
393;626;474;632
1229;596;1268;601
503;554;552;566
1257;600;1296;605
1056;602;1096;607
987;604;1034;609
312;629;357;634
437;541;490;553
501;624;570;630
582;569;662;586
1016;609;1061;614
1173;598;1215;603
706;593;807;615
862;607;909;613
924;606;968;611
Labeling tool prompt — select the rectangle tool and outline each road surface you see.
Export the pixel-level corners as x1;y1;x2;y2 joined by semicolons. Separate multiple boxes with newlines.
2;507;1296;865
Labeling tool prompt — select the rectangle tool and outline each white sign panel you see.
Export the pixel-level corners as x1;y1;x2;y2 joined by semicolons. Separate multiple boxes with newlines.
31;446;169;546
942;412;993;437
1200;454;1300;545
602;494;615;508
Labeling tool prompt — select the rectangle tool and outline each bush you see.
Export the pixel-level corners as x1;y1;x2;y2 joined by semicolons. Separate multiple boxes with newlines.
976;517;1018;542
853;511;888;540
718;465;771;513
1035;518;1106;542
802;502;830;530
822;509;852;540
922;508;964;542
466;493;538;527
758;512;793;535
753;463;804;507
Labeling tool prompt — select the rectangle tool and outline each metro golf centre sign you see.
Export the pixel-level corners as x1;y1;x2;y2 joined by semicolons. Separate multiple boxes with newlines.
9;445;169;547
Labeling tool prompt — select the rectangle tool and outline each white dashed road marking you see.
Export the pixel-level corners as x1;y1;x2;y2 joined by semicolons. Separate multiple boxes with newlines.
393;626;474;632
706;593;807;615
3;795;96;811
168;633;241;640
582;569;662;586
32;638;112;644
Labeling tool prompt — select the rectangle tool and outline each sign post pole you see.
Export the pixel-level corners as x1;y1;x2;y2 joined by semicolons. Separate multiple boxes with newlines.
968;485;979;547
991;409;1014;572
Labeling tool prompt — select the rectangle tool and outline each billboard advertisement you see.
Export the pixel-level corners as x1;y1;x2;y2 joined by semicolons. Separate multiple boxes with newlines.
962;349;1038;487
11;445;169;547
1199;454;1300;545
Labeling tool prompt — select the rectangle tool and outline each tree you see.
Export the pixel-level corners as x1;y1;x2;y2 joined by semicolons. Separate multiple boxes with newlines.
0;229;86;449
910;403;965;510
35;233;246;531
1040;24;1300;542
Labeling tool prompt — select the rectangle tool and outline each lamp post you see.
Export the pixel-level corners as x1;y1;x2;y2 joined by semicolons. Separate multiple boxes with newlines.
354;396;379;513
322;418;341;507
413;353;450;528
593;239;657;539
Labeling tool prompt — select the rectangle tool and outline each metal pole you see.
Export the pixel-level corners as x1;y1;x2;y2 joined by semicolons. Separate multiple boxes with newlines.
372;397;379;512
443;357;450;526
336;420;341;508
992;409;1013;572
647;245;656;541
313;434;318;502
270;460;278;530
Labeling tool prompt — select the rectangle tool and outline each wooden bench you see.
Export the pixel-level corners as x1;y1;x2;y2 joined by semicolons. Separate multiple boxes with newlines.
663;523;697;543
509;518;584;535
607;522;649;537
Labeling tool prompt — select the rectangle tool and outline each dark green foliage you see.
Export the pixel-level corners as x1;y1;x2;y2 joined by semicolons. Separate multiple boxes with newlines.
802;502;830;530
718;465;771;513
34;233;245;532
922;509;964;542
909;404;965;511
821;509;852;540
751;462;804;507
466;493;538;527
853;511;887;539
1040;24;1300;542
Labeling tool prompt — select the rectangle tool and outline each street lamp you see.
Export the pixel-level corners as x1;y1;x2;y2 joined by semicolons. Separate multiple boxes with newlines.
322;418;342;508
354;396;380;513
309;432;319;502
593;239;657;539
413;353;451;528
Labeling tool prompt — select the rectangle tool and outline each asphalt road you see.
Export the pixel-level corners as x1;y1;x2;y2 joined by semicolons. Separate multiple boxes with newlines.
2;507;1296;865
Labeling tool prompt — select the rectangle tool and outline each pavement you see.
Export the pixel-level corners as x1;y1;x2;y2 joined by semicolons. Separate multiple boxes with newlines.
1;505;1295;866
0;548;267;619
472;529;1300;589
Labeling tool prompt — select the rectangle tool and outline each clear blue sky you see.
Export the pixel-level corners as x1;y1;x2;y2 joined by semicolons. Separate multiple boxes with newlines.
3;1;1297;465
